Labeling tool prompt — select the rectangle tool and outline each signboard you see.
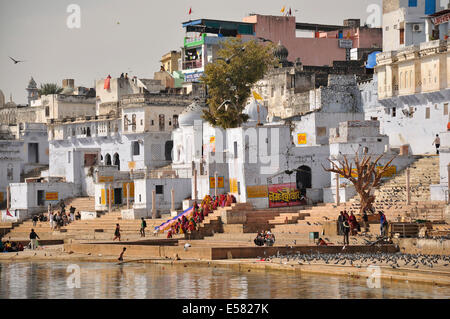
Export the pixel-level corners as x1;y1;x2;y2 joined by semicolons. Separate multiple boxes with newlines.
297;133;307;145
123;182;135;198
246;185;269;199
431;12;450;25
98;176;114;183
210;176;224;189
128;161;136;170
340;168;358;179
377;165;396;178
184;72;204;83
229;178;238;193
339;39;353;49
268;183;306;208
210;136;216;152
45;192;58;201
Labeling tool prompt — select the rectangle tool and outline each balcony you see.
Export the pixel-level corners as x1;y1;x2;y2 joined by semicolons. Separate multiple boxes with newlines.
183;60;203;70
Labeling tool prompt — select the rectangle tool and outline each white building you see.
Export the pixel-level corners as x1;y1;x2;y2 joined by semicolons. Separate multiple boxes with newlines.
382;0;447;52
0;123;49;207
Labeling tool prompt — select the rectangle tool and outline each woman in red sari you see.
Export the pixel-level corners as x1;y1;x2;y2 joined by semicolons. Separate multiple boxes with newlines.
348;212;358;235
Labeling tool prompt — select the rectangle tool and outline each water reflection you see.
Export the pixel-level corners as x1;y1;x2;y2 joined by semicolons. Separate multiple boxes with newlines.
0;262;448;299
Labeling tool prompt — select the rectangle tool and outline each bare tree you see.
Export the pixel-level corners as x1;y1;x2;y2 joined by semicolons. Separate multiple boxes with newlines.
323;152;396;214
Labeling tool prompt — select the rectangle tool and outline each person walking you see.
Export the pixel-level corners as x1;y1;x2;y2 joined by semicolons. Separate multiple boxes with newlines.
337;212;344;235
113;224;121;241
29;229;40;250
140;217;147;237
362;210;369;233
118;247;126;262
49;211;54;230
379;211;388;237
69;206;76;222
342;220;350;246
433;134;441;155
32;215;38;227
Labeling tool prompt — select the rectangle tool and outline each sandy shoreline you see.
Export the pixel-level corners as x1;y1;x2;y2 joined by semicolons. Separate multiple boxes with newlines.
1;246;449;287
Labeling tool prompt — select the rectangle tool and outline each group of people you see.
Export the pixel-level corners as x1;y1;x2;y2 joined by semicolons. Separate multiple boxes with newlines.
48;202;81;230
165;194;236;238
338;210;388;245
254;230;276;247
0;240;24;252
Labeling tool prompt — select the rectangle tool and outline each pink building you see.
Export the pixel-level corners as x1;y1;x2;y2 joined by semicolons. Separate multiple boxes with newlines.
243;15;382;66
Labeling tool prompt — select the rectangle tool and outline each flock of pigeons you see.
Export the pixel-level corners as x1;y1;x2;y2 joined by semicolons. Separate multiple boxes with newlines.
262;251;450;270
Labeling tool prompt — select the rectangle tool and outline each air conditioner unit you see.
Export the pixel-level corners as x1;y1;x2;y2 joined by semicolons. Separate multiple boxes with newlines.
412;24;423;32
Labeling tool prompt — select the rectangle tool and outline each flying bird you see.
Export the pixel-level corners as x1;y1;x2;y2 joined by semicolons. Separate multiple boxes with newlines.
9;56;25;64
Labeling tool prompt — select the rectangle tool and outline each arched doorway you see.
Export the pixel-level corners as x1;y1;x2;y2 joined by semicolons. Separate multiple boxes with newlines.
165;141;174;161
113;153;120;170
105;153;111;166
296;165;312;196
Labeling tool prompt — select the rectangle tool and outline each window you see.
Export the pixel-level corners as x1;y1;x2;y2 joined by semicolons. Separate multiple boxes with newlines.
408;0;417;7
155;185;164;194
392;107;396;117
68;151;71;163
151;120;154;126
159;114;165;131
132;114;136;132
234;141;238;159
124;115;129;131
173;115;179;128
426;107;431;119
45;106;50;117
133;141;140;156
7;164;13;181
444;103;448;115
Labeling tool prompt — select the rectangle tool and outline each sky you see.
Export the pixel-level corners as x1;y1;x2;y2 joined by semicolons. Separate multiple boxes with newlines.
0;0;381;104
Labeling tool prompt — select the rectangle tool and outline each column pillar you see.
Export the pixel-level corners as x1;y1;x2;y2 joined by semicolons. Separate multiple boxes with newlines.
406;168;411;205
336;173;340;206
152;189;156;219
6;186;10;210
214;171;218;197
171;188;175;212
193;169;198;201
126;183;130;210
447;164;450;204
108;184;112;214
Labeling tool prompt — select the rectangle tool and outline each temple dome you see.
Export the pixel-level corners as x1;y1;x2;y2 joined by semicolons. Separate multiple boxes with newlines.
274;41;289;63
179;101;204;127
27;77;37;89
243;100;268;124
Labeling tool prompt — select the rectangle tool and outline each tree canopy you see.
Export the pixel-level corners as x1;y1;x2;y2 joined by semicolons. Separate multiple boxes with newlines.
201;38;277;129
38;83;63;96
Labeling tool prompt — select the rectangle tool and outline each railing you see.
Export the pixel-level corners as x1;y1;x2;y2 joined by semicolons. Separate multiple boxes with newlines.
183;60;203;70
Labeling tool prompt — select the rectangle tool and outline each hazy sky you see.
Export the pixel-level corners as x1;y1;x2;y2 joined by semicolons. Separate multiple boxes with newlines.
0;0;381;104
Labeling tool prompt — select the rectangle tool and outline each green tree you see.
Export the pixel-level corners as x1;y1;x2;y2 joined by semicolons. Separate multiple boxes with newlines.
38;83;63;96
201;38;276;129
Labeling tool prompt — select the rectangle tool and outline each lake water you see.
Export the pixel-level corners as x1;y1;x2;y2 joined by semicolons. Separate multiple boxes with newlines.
0;261;449;299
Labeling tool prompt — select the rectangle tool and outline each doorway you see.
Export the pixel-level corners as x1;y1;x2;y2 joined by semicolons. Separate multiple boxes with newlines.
296;165;312;196
114;188;122;205
28;143;39;163
37;190;45;206
113;153;120;170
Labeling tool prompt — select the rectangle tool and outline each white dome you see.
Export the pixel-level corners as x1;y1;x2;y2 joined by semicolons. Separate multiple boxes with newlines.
243;101;268;124
179;101;204;127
